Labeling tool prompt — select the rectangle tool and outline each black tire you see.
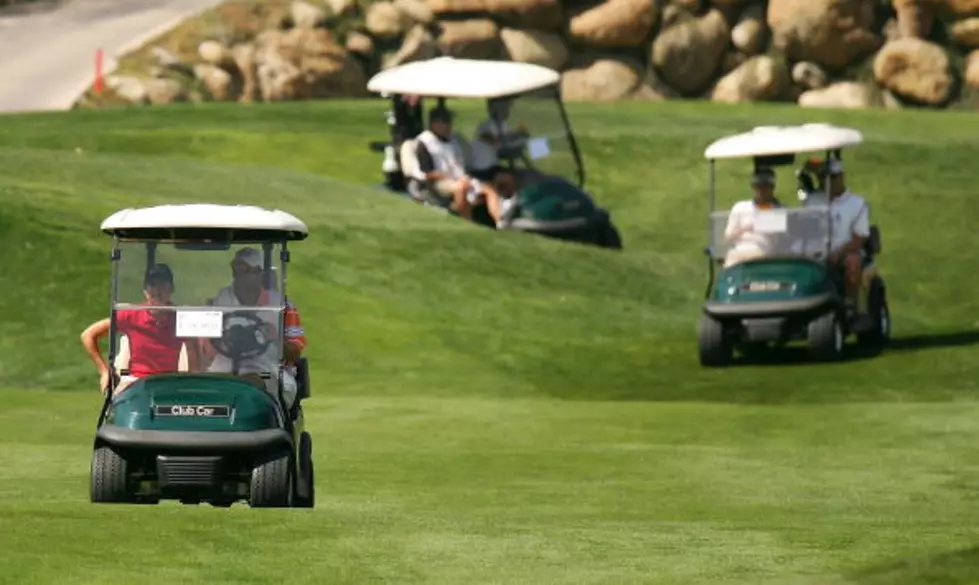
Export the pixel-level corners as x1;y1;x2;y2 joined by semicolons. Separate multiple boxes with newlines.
294;432;315;509
249;452;293;508
698;314;732;367
808;310;844;361
598;220;623;250
90;445;130;503
858;279;890;348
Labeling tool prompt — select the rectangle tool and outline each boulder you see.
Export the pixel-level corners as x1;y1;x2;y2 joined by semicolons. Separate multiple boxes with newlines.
426;0;563;30
199;40;230;67
964;49;979;89
106;76;148;104
345;31;374;55
710;54;789;103
231;43;258;102
943;0;979;16
382;24;439;69
324;0;358;16
194;63;233;101
366;2;408;38
951;17;979;47
651;8;730;96
791;61;827;89
873;38;952;105
394;0;433;23
891;0;934;38
144;78;186;105
797;81;874;109
566;0;661;48
290;1;326;28
254;28;368;100
560;54;644;101
768;0;881;71
437;18;502;59
500;27;569;70
730;2;766;55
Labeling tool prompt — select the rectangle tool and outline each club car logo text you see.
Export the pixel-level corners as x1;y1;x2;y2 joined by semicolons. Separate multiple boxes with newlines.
154;404;231;417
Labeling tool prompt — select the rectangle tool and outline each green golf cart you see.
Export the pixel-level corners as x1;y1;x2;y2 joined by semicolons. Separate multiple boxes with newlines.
89;204;314;508
697;123;890;365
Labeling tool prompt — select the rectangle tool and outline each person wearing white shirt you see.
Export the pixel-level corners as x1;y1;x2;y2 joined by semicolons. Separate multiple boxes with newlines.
414;107;476;219
469;98;529;181
820;157;870;312
722;167;784;268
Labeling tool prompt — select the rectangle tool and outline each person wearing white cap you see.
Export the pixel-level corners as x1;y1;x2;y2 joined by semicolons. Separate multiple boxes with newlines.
200;247;307;411
722;167;783;268
818;157;871;313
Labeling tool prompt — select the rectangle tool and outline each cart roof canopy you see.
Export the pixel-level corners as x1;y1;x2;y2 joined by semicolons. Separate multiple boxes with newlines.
366;56;561;99
101;204;309;241
704;123;864;160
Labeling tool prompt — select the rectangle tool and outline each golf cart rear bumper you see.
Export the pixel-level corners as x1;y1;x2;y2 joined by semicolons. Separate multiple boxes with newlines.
704;292;835;318
96;425;293;452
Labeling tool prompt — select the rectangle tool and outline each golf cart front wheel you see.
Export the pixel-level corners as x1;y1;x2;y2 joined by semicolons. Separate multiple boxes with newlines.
90;446;131;503
249;452;293;508
808;311;844;361
698;314;732;367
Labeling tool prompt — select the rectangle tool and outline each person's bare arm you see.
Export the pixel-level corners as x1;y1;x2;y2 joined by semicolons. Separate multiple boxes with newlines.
80;318;112;389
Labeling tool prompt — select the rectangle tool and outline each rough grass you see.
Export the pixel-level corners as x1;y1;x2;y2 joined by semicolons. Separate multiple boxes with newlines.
1;99;979;583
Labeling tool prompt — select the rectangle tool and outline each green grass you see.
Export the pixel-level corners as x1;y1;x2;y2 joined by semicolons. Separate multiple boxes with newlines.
2;99;979;583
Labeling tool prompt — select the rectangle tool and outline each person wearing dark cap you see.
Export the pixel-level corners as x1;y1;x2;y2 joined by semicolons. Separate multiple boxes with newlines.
413;106;476;218
80;263;196;395
722;167;783;267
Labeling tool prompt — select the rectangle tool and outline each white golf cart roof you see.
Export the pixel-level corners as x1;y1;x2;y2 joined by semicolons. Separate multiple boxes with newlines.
366;56;561;99
101;204;308;240
704;123;864;160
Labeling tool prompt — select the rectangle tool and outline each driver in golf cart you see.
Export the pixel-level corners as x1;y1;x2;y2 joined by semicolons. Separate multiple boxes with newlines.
414;106;478;219
198;247;307;409
722;167;784;268
469;97;530;181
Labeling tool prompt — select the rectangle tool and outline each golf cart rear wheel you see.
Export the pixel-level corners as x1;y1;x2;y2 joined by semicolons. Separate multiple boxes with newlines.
858;279;890;347
808;311;844;361
90;446;131;503
249;452;293;508
294;432;315;509
698;314;732;367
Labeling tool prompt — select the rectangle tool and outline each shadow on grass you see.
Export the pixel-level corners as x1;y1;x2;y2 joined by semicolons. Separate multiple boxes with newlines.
886;330;979;352
842;545;979;585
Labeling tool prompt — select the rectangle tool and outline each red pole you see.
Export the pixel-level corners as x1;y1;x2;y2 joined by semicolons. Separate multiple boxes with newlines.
94;48;103;95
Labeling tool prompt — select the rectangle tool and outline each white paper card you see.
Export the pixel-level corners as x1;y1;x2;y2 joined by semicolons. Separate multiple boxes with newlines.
527;137;551;160
754;209;787;233
176;310;224;338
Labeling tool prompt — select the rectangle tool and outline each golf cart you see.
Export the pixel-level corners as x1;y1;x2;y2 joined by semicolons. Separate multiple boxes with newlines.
365;56;622;249
698;123;890;365
89;204;314;508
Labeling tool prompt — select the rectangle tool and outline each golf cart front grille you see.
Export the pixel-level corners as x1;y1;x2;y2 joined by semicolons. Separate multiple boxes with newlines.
156;456;223;488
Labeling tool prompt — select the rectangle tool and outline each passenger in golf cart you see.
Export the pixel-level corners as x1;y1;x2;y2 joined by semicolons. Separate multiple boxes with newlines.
722;167;784;268
469;97;531;181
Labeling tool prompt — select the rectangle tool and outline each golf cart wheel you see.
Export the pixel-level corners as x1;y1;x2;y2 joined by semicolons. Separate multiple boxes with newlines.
90;446;131;503
698;314;732;367
858;279;890;347
294;432;315;509
249;451;293;508
598;222;623;250
808;311;844;361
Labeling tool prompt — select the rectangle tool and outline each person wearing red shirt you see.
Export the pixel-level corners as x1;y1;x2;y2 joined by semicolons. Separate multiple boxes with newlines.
80;264;196;395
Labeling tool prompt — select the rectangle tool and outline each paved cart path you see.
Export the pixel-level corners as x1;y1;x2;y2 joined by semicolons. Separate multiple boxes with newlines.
0;0;225;113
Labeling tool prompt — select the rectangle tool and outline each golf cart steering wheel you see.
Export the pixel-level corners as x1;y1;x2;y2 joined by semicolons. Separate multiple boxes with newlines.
210;311;274;361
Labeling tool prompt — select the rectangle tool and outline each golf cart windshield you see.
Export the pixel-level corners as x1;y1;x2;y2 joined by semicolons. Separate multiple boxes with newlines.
708;205;832;263
111;240;287;379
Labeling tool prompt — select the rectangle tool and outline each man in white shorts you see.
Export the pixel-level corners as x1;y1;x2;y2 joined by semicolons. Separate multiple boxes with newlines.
201;247;307;411
820;158;871;313
722;167;784;267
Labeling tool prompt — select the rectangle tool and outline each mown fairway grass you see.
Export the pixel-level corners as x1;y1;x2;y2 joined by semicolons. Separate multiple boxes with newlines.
1;100;979;584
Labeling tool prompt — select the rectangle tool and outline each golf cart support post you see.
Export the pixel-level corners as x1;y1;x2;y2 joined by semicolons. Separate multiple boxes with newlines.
91;204;316;508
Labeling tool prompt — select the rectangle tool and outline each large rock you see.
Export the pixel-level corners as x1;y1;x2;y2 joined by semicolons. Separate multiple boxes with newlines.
951;17;979;47
944;0;979;16
891;0;934;38
382;25;439;69
199;40;230;67
231;43;258;102
194;63;233;101
651;8;730;96
144;78;186;105
325;0;358;16
873;38;952;105
730;2;766;55
394;0;433;23
290;1;326;28
965;50;979;88
426;0;563;29
797;81;874;109
437;19;502;59
791;61;828;89
560;54;643;101
710;54;789;103
106;76;148;104
500;27;568;70
566;0;661;48
254;28;368;100
346;31;374;55
768;0;881;71
366;2;408;38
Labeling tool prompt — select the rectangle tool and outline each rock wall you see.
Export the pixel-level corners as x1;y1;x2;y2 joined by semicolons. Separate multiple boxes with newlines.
87;0;979;109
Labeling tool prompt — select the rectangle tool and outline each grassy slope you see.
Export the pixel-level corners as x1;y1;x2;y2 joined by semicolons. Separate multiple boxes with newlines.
1;100;979;584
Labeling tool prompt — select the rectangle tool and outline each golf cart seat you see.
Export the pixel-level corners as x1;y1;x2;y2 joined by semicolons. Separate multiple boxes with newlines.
398;139;436;204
